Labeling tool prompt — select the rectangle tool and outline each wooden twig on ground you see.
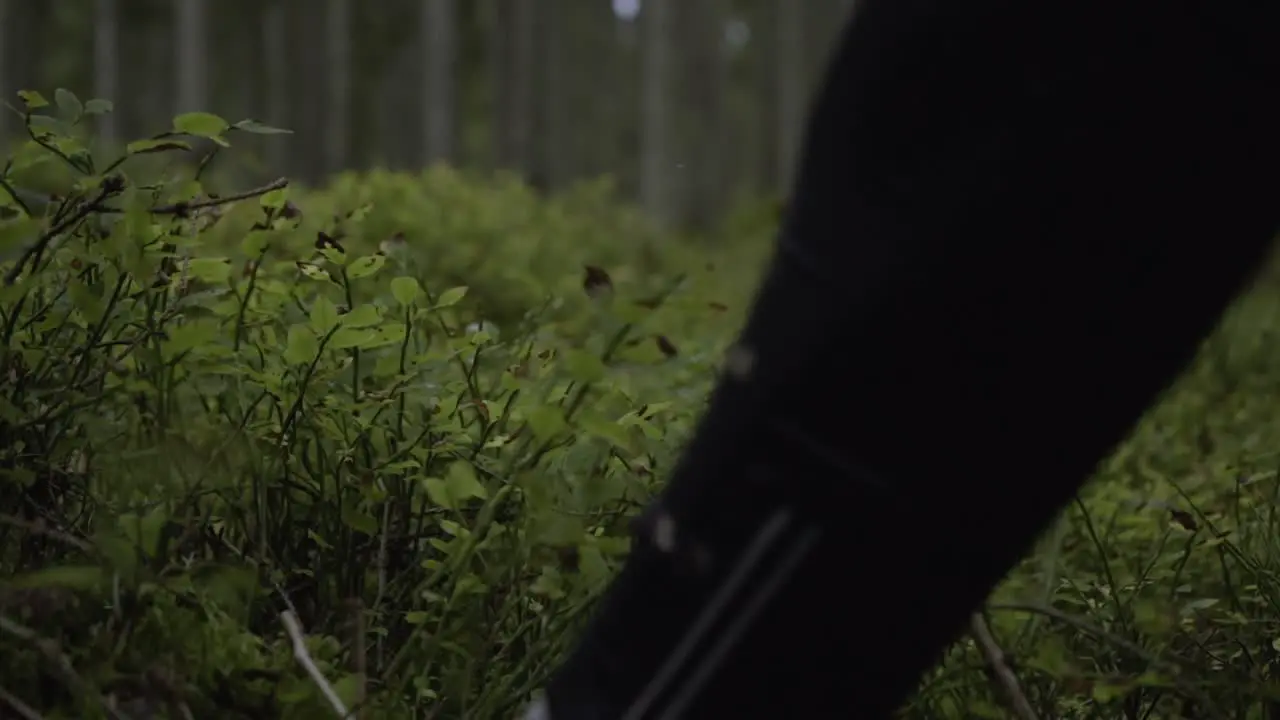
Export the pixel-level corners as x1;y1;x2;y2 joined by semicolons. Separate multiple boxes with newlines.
970;611;1040;720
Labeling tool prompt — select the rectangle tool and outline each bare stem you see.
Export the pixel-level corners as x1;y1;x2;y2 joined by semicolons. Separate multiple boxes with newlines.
969;612;1039;720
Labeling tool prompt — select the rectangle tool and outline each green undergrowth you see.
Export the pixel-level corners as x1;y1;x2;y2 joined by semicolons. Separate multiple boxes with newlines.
0;90;759;719
906;278;1280;719
1;90;1280;720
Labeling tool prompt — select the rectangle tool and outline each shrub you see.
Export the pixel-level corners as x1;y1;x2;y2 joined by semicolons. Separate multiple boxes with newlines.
0;90;756;718
195;167;754;332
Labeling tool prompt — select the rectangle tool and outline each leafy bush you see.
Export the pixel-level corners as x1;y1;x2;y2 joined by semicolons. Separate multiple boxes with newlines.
0;90;755;718
4;89;1280;720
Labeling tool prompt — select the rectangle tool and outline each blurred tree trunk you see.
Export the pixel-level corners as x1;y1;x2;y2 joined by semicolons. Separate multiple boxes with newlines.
325;0;351;174
493;0;535;177
0;0;12;143
0;0;8;144
353;0;424;169
640;0;673;227
175;0;208;113
207;1;268;182
124;3;173;139
728;0;770;201
422;0;457;166
263;0;289;174
384;43;420;169
775;0;805;195
535;0;569;190
678;0;730;231
289;0;327;184
0;2;47;142
93;0;119;146
217;3;256;120
578;6;634;190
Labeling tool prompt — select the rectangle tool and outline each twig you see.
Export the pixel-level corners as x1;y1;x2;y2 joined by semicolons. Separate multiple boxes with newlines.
0;177;32;216
281;610;350;718
347;599;367;719
3;183;116;285
988;602;1226;718
969;612;1040;720
0;684;44;720
373;501;391;671
1;176;290;286
0;513;94;553
148;177;288;215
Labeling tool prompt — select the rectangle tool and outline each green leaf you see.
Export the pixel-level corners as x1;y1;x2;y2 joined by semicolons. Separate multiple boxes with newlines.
54;88;83;121
310;295;340;333
185;257;232;283
446;462;487;502
1092;681;1130;703
84;98;113;115
576;542;612;589
162;319;221;360
17;90;48;110
346;253;386;280
1182;597;1219;614
138;504;168;558
12;565;104;590
68;280;105;322
564;349;606;383
390;276;421;306
330;326;379;349
342;304;382;328
296;262;332;283
126;138;192;155
28;114;72;136
422;477;454;510
340;501;379;536
525;406;567;441
173;111;229;138
241;230;270;256
529;565;566;599
260;187;288;210
0;217;40;254
319;247;346;266
284;325;319;365
331;674;365;709
580;414;636;453
435;286;468;308
405;611;430;625
231;118;293;135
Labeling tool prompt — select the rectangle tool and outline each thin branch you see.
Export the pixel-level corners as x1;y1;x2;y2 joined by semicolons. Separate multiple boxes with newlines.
374;500;391;672
281;610;350;718
346;599;367;719
0;513;94;553
969;612;1039;720
1;177;289;286
0;177;32;216
3;183;116;285
988;602;1225;717
148;176;287;215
